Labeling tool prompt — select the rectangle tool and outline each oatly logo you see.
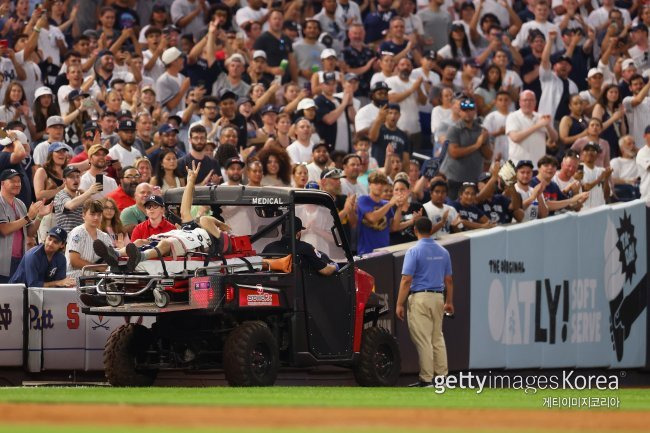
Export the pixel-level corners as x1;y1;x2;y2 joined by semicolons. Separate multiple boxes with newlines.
252;197;283;205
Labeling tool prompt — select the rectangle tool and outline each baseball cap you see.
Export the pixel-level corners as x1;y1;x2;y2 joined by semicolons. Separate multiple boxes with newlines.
622;59;636;70
297;98;316;111
34;86;53;100
83;29;98;39
587;68;603;79
226;53;245;65
84;120;99;132
312;141;329;152
47;226;67;243
97;49;113;59
117;109;133;120
451;22;465;32
425;50;437;60
552;55;573;66
252;50;267;60
645;125;650;135
163;24;180;34
0;169;21;181
158;123;179;134
321;167;344;180
225;157;245;168
88;144;109;158
6;130;27;146
460;98;476;111
322;71;336;82
118;119;136;131
515;160;534;170
370;81;390;92
218;89;237;102
48;142;68;153
283;20;299;31
464;58;480;68
144;195;165;207
386;103;400;111
261;104;278;115
152;3;166;12
46;116;65;128
63;166;80;177
320;48;337;59
478;172;492;183
305;181;320;190
67;89;89;101
141;85;156;95
583;141;601;153
292;216;306;231
161;47;183;65
344;72;359;82
632;23;648;33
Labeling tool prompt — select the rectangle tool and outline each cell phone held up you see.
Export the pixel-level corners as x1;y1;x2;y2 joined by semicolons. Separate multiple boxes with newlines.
95;174;104;191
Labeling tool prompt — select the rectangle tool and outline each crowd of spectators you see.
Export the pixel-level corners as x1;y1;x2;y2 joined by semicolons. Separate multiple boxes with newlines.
1;0;650;285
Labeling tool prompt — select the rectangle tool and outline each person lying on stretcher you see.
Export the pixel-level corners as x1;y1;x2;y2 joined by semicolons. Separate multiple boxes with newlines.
93;161;232;272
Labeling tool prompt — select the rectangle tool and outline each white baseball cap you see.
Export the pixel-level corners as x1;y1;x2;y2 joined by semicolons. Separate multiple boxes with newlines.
297;98;316;111
622;59;637;70
34;86;53;100
225;53;245;65
587;68;603;79
253;50;267;60
161;47;183;66
320;48;337;60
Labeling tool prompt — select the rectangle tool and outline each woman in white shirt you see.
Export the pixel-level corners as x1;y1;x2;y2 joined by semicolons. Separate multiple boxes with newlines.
437;24;475;63
430;87;454;154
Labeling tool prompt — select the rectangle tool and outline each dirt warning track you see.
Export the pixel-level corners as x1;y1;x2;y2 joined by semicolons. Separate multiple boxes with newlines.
0;402;647;431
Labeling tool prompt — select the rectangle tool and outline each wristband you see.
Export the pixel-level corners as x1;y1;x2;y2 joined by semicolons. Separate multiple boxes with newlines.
23;215;32;224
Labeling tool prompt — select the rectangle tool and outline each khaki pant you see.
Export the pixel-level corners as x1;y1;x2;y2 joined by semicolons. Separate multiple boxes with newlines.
407;292;448;382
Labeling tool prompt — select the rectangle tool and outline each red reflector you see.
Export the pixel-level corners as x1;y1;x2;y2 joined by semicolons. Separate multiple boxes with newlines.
225;285;235;302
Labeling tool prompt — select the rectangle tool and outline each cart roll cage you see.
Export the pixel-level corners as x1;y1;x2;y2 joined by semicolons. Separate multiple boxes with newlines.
164;186;354;262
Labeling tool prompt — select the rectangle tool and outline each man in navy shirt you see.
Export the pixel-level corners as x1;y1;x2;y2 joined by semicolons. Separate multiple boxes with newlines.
10;227;73;287
475;166;524;224
396;217;454;387
357;171;402;254
529;155;589;214
452;182;495;231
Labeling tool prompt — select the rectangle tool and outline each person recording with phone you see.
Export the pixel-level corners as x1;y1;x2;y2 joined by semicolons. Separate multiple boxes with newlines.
79;144;117;200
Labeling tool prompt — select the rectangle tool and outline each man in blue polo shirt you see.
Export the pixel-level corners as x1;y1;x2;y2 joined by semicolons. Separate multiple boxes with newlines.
10;226;74;287
396;217;454;387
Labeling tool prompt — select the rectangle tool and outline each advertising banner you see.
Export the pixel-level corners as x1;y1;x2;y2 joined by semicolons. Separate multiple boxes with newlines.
468;201;648;369
41;288;86;370
0;284;25;367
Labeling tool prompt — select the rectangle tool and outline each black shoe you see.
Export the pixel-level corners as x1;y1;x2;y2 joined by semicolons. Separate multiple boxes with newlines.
407;381;434;388
93;239;119;268
125;243;142;272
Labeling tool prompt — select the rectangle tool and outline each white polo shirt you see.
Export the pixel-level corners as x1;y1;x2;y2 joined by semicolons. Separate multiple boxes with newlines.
623;96;650;149
538;64;578;121
505;109;547;165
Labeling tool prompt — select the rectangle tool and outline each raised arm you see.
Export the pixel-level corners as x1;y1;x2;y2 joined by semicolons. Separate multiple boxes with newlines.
181;160;201;222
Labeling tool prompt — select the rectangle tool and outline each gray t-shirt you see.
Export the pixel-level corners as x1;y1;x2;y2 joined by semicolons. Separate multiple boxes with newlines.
212;73;251;101
440;119;485;183
293;40;326;76
171;0;206;40
0;195;27;277
417;9;451;53
156;71;185;112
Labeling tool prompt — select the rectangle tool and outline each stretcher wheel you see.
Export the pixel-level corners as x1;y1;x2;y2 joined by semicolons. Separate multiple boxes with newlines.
106;294;124;307
153;289;170;308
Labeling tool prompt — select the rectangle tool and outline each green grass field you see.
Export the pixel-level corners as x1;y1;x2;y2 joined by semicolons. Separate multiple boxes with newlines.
0;387;648;433
0;386;648;409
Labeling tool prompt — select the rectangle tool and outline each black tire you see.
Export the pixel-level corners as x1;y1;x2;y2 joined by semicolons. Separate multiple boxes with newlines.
353;326;401;387
223;321;279;387
104;324;158;387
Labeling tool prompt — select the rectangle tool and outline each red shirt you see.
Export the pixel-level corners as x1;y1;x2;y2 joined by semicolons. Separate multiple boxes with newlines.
107;186;135;211
131;218;176;241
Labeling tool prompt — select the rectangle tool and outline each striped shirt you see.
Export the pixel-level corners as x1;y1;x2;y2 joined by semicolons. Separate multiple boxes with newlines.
53;189;84;234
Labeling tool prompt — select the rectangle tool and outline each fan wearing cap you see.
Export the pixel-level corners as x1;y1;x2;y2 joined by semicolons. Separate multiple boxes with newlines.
368;102;409;169
9;226;73;287
314;71;355;153
262;216;339;276
571;117;611;168
474;164;524;225
0;168;52;282
32;116;73;168
53;166;103;234
622;73;650;150
579;142;612;209
514;159;549;222
79;144;119;199
107;119;142;168
321;167;358;233
310;49;342;96
529;155;590;212
130;195;176;242
579;69;604;113
214;89;248;151
0;130;31;206
242;50;275;89
156;46;191;112
304;142;330;182
149;123;184;169
538;30;578;122
213;53;251;101
355;81;390;135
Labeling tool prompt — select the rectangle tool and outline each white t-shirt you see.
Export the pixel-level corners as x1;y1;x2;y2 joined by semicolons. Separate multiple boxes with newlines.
423;201;458;239
482;110;509;163
14;50;41;106
505;110;547;165
515;183;543;222
65;225;114;277
622;96;650;150
108;144;142;167
610;157;639;182
581;165;606;209
33;140;74;166
0;106;32;143
80;171;118;200
512;20;564;54
307;162;325;183
588;7;631;31
386;75;421;135
341;178;368;196
235;6;268;27
410;67;440;113
355;102;379;133
38;26;66;66
552;172;579;194
635;145;650;200
538;64;578;121
143;49;166;82
431;105;452;143
370;72;391;87
286;140;313;164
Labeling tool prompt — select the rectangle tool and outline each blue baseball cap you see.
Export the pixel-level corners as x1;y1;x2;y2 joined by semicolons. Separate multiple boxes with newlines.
47;226;67;243
48;142;68;153
305;180;320;189
158;123;179;134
